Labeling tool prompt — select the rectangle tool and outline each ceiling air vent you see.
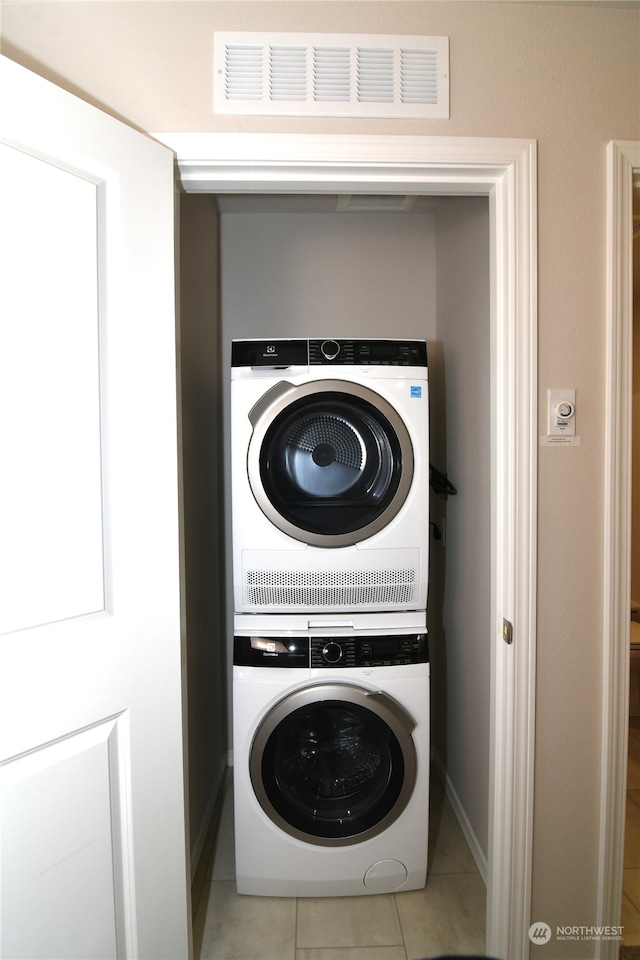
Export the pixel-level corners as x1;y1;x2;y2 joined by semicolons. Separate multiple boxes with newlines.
336;195;417;213
214;32;449;119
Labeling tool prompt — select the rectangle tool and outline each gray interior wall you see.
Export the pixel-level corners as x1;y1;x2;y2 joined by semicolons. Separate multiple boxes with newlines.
219;209;437;335
179;195;227;874
431;197;491;863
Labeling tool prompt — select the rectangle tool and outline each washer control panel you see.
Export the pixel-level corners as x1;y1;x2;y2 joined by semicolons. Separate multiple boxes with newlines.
231;338;427;368
234;633;428;667
311;633;428;668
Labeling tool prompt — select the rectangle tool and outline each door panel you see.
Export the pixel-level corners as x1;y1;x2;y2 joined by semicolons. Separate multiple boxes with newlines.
1;143;104;634
0;56;190;960
1;717;130;960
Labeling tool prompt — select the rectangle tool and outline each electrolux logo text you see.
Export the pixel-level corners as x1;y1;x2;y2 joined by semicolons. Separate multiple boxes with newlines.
529;921;623;946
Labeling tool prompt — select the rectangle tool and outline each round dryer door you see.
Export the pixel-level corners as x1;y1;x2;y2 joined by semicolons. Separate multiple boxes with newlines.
249;682;417;847
247;380;414;547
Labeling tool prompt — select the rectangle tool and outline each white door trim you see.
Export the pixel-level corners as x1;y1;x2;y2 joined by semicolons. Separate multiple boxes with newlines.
159;132;538;960
597;139;640;960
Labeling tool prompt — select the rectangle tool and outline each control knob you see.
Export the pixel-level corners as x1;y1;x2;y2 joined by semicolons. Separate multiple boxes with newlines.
322;641;343;664
321;340;340;361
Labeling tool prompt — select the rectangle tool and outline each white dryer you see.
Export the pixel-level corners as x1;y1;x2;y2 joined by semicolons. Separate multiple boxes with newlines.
233;622;430;897
231;338;429;615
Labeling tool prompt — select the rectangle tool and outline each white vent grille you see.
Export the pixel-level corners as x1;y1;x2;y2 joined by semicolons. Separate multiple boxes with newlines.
336;194;417;213
243;566;419;610
215;32;449;119
271;45;306;101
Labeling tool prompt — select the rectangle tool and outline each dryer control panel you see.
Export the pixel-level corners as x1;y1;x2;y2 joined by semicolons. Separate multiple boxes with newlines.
234;633;429;668
231;338;427;368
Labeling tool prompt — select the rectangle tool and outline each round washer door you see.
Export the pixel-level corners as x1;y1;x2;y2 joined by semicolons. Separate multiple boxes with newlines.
247;380;414;547
249;682;417;847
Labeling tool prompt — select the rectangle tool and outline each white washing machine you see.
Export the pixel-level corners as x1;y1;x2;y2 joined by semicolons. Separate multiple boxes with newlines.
231;338;429;615
232;621;430;897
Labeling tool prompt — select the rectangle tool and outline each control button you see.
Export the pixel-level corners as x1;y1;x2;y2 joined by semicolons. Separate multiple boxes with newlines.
547;388;576;437
321;340;340;361
322;641;343;664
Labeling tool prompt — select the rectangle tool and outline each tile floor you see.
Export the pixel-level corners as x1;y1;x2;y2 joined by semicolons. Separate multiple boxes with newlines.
622;721;640;946
193;766;486;960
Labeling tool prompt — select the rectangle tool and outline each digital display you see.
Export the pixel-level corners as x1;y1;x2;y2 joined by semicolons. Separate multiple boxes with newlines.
367;637;400;657
354;340;427;366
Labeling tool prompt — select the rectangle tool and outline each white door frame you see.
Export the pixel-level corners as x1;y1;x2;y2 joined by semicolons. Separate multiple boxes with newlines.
597;139;640;960
159;132;538;960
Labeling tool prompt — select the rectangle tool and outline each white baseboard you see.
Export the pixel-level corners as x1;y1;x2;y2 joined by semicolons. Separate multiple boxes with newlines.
433;751;488;886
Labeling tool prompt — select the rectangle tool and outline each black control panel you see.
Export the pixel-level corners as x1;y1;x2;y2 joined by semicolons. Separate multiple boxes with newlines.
234;633;428;668
231;338;427;368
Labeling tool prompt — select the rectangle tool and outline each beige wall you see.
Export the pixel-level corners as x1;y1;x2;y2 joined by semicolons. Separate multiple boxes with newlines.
2;2;639;956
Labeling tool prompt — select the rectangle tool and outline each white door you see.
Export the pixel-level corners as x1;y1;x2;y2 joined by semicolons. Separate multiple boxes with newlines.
0;57;190;960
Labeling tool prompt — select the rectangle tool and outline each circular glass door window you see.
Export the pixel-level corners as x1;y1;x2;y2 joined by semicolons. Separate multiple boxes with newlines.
248;382;414;546
249;683;417;846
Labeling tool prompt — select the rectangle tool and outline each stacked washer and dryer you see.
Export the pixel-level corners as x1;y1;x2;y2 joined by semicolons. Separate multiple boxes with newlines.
231;338;430;897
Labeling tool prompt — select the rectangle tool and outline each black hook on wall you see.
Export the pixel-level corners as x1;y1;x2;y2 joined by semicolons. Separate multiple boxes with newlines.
429;462;458;499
